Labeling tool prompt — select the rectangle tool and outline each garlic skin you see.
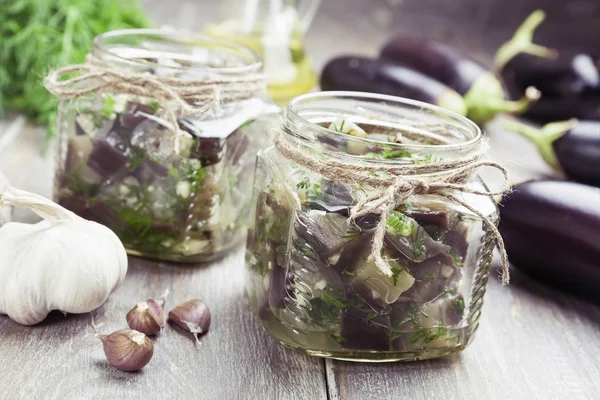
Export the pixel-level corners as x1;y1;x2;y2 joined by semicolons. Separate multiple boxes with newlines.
0;172;11;226
126;290;168;336
168;299;211;343
97;329;154;372
0;187;128;325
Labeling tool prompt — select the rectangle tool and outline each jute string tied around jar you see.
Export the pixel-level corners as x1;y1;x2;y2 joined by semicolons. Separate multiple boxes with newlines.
44;54;267;134
274;130;512;285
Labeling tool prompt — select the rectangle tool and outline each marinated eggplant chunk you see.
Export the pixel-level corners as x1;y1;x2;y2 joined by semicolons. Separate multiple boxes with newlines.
246;122;484;355
57;97;259;259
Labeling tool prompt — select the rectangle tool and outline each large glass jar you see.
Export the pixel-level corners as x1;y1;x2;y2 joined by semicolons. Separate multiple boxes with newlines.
52;30;278;262
245;92;499;362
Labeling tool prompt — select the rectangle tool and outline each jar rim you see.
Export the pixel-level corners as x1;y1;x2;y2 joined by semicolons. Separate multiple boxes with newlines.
284;91;482;152
93;29;263;74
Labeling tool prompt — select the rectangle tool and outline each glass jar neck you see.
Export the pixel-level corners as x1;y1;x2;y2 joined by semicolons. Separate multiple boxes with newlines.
281;92;482;169
93;29;263;80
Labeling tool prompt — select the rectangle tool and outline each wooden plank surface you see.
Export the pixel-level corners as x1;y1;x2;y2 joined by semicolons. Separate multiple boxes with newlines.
0;253;327;400
326;270;600;400
0;120;327;400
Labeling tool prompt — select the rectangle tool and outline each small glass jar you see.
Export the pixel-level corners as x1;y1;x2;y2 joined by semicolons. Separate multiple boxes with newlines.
245;92;498;362
53;30;278;262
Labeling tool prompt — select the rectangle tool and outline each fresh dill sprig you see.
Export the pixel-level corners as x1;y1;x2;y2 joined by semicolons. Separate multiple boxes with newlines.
0;0;150;138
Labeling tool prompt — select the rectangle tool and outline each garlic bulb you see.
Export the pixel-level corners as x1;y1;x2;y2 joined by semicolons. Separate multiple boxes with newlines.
0;172;11;226
0;187;128;325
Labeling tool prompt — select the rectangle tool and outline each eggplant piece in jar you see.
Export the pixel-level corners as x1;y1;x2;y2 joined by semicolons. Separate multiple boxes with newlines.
62;135;102;194
385;212;450;262
295;210;360;259
179;119;225;166
87;117;141;179
409;207;449;233
226;128;250;166
291;235;346;293
402;253;462;304
120;102;157;128
390;293;465;351
308;180;355;215
257;242;292;319
340;308;392;351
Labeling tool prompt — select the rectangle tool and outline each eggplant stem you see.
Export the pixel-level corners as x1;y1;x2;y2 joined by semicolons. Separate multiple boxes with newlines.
464;75;539;124
494;10;559;70
491;86;541;114
524;43;560;59
503;118;578;169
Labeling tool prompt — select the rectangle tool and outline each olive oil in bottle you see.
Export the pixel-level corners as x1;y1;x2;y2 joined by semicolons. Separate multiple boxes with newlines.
204;1;319;105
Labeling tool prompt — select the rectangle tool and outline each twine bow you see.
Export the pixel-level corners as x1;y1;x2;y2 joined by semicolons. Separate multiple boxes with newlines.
274;131;511;285
44;54;267;132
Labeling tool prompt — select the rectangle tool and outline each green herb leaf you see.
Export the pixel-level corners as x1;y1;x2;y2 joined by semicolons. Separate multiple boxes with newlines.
386;211;414;236
147;99;160;114
329;334;347;344
296;177;310;189
321;292;346;310
390;267;404;286
0;0;150;138
101;94;116;118
365;150;412;159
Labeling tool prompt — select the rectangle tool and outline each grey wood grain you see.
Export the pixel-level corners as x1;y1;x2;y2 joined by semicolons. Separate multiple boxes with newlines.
0;250;327;400
326;270;600;400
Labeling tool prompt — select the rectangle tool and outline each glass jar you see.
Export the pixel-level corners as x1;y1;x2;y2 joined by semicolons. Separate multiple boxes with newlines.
52;30;278;262
245;92;498;362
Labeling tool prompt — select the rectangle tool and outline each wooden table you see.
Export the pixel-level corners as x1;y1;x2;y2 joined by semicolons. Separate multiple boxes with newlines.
1;2;600;398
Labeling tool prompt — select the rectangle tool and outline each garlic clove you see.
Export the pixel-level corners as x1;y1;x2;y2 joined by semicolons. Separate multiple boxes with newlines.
168;299;211;343
126;290;169;336
97;329;154;372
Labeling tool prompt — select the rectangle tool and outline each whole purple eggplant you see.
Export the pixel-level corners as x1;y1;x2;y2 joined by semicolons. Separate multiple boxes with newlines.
504;119;600;187
380;33;539;124
380;36;486;96
501;53;600;101
320;55;467;116
499;180;600;302
496;11;600;123
514;96;600;123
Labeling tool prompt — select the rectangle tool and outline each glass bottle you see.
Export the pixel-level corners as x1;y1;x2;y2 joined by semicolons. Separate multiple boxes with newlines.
204;0;320;105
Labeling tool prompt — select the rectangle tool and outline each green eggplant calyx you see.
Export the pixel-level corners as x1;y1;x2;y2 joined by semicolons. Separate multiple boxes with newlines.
494;10;559;70
503;118;578;169
438;89;468;116
463;73;540;124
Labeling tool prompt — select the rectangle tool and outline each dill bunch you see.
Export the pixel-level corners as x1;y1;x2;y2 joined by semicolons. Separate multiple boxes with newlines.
0;0;150;137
